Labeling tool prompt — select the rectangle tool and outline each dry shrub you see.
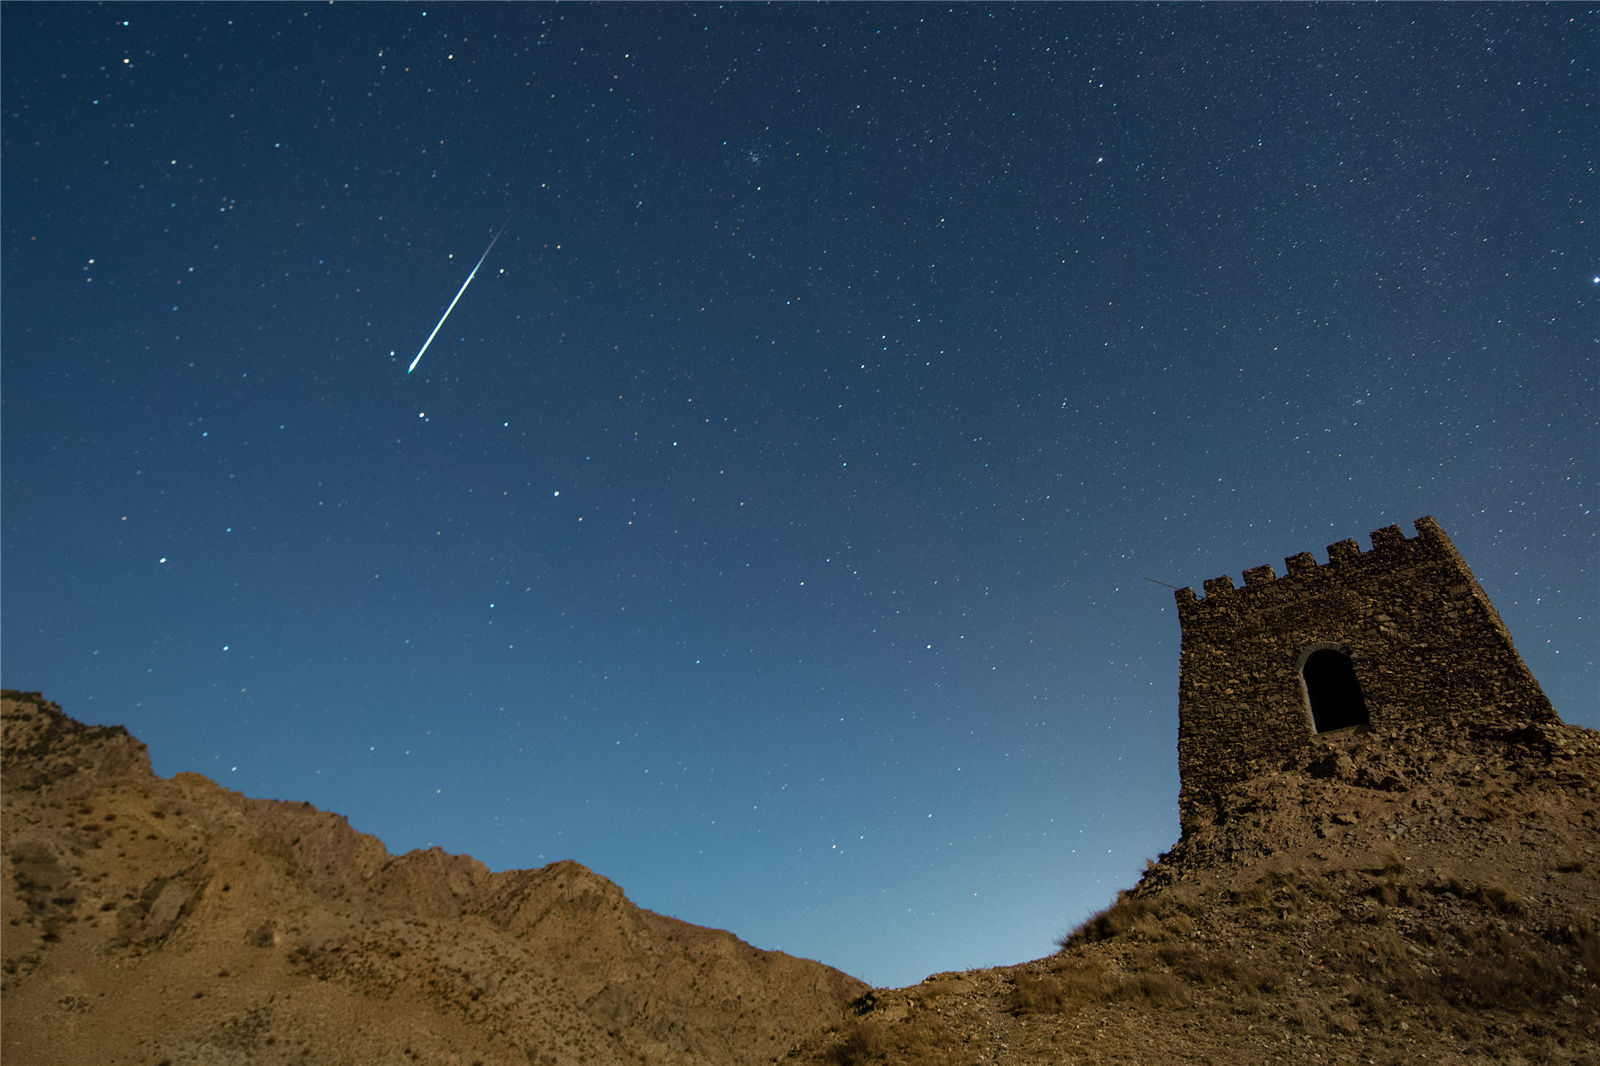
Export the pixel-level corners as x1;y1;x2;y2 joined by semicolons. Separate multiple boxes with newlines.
1375;844;1407;877
1158;880;1204;915
1286;997;1360;1038
1154;942;1196;967
1227;990;1267;1017
1008;971;1067;1015
1234;880;1272;910
1423;875;1523;916
825;1016;961;1066
1257;860;1298;888
1270;880;1308;911
1364;879;1398;909
1062;891;1153;945
1052;963;1122;1003
1010;961;1118;1015
1252;860;1342;910
1473;881;1524;917
1167;947;1285;994
1362;877;1419;909
826;1019;894;1065
1347;986;1398;1027
1281;998;1325;1035
1234;874;1311;913
1295;867;1342;903
1345;925;1412;975
1010;962;1190;1016
1125;971;1190;1008
1560;919;1600;973
1434;926;1577;1011
1334;917;1581;1013
1060;887;1199;948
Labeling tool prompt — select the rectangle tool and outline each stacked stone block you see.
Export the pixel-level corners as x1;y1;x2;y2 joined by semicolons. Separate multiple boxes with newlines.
1174;515;1557;835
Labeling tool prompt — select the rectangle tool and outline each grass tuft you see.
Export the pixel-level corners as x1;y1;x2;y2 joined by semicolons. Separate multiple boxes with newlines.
823;1016;961;1066
1059;885;1201;949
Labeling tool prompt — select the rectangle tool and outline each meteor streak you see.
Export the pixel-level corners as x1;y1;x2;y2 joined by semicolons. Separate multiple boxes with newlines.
407;219;508;374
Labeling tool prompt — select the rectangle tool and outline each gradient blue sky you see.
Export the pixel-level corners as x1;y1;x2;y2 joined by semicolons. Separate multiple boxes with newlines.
3;4;1594;988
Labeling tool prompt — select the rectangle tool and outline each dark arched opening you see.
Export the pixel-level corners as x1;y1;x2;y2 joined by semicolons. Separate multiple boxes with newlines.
1302;649;1369;732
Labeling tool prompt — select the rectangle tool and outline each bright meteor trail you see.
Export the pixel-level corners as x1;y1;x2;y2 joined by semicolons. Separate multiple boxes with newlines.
407;220;508;374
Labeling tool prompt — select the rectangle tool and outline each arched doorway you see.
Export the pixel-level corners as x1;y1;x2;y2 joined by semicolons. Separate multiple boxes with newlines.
1301;648;1369;732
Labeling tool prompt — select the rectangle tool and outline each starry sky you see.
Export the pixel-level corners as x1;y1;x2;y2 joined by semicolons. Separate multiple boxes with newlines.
3;4;1595;989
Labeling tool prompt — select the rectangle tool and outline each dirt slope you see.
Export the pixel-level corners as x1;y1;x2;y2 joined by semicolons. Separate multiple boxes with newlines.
7;689;1595;1065
1;691;867;1066
786;714;1600;1065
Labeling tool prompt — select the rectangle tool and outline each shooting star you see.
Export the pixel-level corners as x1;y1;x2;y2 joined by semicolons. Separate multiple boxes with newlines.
407;219;508;375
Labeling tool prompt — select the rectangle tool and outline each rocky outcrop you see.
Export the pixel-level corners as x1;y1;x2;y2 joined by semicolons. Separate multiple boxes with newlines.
788;714;1600;1064
10;683;1594;1066
1;691;866;1066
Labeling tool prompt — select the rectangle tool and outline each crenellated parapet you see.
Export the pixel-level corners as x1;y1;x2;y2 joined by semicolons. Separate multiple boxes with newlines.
1172;515;1557;837
1176;516;1462;613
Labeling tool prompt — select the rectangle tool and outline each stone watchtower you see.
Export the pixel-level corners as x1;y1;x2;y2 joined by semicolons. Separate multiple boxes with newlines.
1173;515;1557;835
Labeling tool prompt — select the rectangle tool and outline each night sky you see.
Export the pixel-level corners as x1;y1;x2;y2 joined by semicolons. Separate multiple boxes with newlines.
3;4;1594;989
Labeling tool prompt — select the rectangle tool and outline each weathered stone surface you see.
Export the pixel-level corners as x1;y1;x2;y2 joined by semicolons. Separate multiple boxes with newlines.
1173;516;1557;835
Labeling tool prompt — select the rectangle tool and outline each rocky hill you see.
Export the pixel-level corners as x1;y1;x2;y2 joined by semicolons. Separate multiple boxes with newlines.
786;714;1600;1065
1;691;867;1066
6;690;1596;1065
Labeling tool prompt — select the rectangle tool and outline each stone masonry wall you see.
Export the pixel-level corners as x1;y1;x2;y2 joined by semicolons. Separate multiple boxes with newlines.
1174;516;1557;835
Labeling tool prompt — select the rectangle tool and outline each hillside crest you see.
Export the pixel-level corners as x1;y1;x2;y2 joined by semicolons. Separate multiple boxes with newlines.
6;688;1597;1064
1;690;866;1066
787;709;1600;1064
